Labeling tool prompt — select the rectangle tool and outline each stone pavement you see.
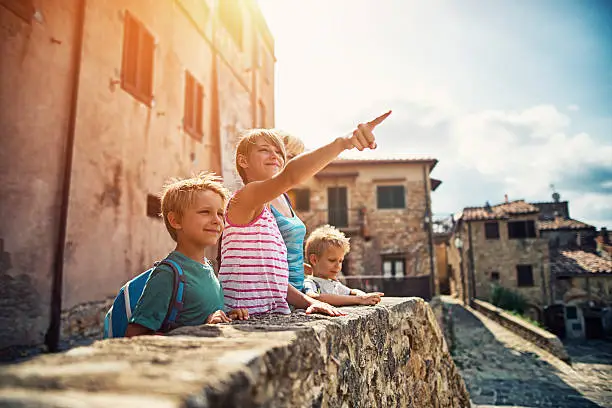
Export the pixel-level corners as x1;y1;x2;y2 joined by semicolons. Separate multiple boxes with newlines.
443;297;612;408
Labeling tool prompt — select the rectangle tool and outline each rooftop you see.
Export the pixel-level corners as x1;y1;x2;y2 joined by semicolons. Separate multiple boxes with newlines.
538;218;595;231
462;200;539;221
551;250;612;276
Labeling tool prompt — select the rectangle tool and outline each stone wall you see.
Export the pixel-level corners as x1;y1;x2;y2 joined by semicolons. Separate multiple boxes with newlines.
0;298;470;408
297;162;435;279
471;299;570;363
461;217;550;307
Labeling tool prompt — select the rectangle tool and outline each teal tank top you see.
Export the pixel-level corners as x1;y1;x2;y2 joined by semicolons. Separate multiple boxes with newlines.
271;196;307;291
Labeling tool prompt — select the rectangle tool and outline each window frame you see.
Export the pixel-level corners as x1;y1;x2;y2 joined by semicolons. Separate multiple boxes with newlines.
516;264;534;287
382;256;406;278
121;11;155;107
289;188;310;212
484;221;500;240
376;185;406;209
183;71;204;141
508;220;537;239
146;194;162;219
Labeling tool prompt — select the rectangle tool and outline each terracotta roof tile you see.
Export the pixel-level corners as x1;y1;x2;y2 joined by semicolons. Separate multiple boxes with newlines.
538;218;595;231
551;250;612;276
462;200;539;221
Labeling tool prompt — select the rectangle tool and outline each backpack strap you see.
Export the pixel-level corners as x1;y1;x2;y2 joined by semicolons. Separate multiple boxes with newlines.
157;258;186;333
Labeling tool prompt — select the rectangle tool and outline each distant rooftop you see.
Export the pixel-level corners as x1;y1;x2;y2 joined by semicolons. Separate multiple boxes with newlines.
538;218;595;231
461;200;539;221
551;250;612;276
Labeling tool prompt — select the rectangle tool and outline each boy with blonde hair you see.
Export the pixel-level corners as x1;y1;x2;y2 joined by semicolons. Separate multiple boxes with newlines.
124;172;248;337
303;225;384;306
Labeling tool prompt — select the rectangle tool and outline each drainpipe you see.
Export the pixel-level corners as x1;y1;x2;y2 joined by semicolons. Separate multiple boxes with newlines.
422;165;435;299
45;0;87;352
467;220;476;304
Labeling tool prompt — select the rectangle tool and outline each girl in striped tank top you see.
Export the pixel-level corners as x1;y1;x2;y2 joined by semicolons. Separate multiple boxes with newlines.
218;111;391;316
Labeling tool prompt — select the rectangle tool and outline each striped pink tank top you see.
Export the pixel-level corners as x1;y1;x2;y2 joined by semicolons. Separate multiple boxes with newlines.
219;204;291;315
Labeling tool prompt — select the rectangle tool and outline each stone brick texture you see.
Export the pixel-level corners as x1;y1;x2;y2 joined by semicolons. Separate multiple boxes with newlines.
297;162;435;279
454;215;550;309
0;298;470;408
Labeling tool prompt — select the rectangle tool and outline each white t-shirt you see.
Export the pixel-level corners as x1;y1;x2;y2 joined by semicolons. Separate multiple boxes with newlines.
303;276;351;296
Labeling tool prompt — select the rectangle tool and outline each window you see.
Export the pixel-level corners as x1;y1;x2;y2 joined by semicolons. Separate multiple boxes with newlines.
485;222;500;240
288;189;310;212
490;271;500;282
508;220;536;239
258;99;266;128
146;194;161;219
121;12;155;106
218;0;243;49
516;265;534;287
382;256;405;278
184;71;204;140
376;185;405;209
1;0;34;22
566;306;578;320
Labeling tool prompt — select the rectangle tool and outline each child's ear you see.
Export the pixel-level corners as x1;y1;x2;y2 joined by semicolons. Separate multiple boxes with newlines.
308;254;318;266
237;153;249;170
167;211;182;230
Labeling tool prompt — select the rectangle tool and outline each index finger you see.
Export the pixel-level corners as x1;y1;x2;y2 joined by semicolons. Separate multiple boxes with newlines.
366;110;392;129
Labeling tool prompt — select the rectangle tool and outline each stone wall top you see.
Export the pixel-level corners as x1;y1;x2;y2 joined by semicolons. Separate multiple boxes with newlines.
0;298;470;408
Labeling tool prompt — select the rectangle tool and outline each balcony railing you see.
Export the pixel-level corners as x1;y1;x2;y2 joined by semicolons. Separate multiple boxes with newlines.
340;275;432;300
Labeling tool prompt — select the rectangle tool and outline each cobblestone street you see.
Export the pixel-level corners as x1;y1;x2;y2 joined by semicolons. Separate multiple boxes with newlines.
444;298;612;408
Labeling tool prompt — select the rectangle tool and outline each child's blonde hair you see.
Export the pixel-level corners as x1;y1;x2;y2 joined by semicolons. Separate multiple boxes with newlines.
273;129;305;159
235;129;287;183
305;224;351;259
160;172;229;241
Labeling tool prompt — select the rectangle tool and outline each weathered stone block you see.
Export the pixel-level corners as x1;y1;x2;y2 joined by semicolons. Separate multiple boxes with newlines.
0;298;470;407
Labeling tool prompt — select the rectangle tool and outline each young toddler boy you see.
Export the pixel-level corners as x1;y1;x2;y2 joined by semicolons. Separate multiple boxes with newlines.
303;225;384;306
125;172;248;337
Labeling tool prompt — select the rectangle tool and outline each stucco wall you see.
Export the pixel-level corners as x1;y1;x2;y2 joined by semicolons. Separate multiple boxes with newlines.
0;1;79;348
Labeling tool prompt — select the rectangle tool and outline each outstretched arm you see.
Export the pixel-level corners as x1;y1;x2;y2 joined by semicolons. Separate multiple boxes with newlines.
230;112;391;224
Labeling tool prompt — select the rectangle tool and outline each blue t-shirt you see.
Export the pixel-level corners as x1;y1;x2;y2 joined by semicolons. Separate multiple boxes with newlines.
271;197;307;291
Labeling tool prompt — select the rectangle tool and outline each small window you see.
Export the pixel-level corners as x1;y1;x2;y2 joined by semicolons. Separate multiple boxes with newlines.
376;185;405;209
184;71;204;140
121;11;155;106
1;0;34;22
490;271;500;282
218;0;243;49
382;256;406;278
566;306;578;320
146;194;161;219
508;220;536;239
289;189;310;212
516;264;534;287
485;222;500;240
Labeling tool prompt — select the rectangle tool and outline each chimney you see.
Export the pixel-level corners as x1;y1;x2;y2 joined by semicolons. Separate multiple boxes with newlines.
504;194;509;204
602;227;610;245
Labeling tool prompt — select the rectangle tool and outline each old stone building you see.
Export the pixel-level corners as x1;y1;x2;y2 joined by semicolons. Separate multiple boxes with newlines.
449;199;551;309
290;157;440;299
0;0;274;350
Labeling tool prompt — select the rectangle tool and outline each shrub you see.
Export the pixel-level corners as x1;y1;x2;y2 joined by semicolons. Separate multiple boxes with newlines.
490;285;527;314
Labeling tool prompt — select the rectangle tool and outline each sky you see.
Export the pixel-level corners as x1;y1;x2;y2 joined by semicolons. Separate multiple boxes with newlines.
258;0;612;228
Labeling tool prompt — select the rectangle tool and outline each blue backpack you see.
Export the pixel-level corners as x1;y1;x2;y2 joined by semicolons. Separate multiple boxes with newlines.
103;258;185;338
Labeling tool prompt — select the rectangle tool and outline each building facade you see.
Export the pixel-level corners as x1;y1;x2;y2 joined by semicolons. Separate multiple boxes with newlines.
290;157;440;299
0;0;274;350
450;200;551;310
